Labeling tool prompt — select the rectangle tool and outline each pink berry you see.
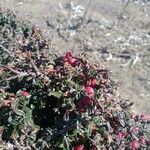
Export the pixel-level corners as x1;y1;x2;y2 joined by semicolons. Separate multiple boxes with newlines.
85;86;94;96
130;140;140;150
140;114;150;121
131;112;137;119
2;100;11;107
73;145;85;150
21;91;30;97
139;136;146;145
132;127;140;133
116;131;127;140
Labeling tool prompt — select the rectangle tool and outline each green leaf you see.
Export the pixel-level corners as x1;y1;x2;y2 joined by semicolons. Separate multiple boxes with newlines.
51;91;62;98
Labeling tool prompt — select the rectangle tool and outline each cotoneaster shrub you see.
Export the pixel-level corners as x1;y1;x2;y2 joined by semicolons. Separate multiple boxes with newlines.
0;50;150;150
0;8;150;150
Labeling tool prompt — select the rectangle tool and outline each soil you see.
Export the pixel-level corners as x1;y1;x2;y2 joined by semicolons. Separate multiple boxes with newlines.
0;0;150;114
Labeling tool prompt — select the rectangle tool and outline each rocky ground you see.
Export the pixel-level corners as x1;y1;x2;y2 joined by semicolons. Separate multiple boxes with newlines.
0;0;150;114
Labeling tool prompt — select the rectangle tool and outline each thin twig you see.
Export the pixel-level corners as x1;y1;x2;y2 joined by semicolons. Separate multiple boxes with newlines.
26;52;41;75
5;66;50;83
4;65;35;80
0;45;13;57
81;0;92;25
119;0;130;19
30;59;41;75
6;72;36;81
114;0;130;27
130;53;140;68
77;0;92;32
5;66;20;74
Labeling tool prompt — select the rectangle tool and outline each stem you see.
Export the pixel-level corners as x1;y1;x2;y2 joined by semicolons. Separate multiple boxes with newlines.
26;52;41;75
6;72;36;81
0;45;13;57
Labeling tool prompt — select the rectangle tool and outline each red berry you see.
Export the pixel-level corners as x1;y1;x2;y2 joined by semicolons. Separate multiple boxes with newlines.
73;145;85;150
81;96;92;105
85;86;94;96
77;96;92;112
67;58;77;65
21;91;30;97
64;52;71;62
64;51;77;66
65;52;72;59
88;79;97;88
78;107;86;112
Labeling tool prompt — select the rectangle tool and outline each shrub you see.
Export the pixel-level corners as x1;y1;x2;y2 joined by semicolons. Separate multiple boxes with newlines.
0;8;150;150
